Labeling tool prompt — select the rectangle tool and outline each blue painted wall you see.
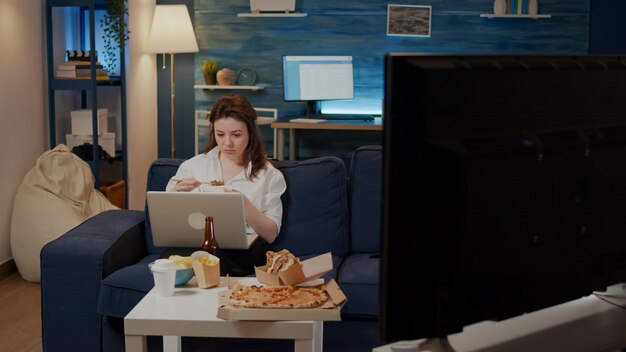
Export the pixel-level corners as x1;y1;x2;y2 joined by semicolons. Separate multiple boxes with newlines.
162;0;594;160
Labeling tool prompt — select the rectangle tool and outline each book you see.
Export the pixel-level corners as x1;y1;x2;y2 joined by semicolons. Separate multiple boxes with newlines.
56;69;108;77
55;74;110;81
520;0;529;14
509;0;517;15
58;63;104;71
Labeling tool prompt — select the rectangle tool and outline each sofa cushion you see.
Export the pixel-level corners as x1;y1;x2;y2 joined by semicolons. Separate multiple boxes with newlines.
145;158;184;254
270;157;350;258
97;254;159;318
337;253;379;317
348;146;382;254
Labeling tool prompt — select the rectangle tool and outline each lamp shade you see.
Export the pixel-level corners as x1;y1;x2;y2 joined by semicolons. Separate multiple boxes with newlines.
147;4;199;54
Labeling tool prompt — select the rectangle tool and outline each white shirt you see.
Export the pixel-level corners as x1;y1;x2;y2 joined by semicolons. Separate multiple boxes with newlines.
165;147;287;234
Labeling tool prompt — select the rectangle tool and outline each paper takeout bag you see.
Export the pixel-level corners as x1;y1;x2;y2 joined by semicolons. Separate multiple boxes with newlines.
191;253;220;288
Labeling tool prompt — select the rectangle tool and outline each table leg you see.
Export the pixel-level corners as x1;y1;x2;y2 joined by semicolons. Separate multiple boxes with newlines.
294;321;323;352
289;128;296;160
125;335;147;352
276;128;285;160
163;335;181;352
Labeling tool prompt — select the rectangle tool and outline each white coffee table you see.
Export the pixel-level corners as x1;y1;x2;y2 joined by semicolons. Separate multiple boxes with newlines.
124;277;323;352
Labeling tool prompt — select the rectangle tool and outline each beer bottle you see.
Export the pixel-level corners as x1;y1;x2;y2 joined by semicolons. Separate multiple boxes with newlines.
201;216;218;255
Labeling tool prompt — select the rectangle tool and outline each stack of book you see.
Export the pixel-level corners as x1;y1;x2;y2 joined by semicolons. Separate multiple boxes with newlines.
507;0;530;15
56;51;108;80
55;61;110;80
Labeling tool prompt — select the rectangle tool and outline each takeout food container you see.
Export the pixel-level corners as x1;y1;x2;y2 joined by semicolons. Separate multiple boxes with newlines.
217;279;347;321
191;251;220;289
254;252;333;286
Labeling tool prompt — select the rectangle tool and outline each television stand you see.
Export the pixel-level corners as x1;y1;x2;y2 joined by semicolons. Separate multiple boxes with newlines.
373;284;626;352
384;338;455;352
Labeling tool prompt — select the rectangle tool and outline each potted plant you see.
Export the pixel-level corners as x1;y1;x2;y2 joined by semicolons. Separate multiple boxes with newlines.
200;59;220;85
100;0;130;75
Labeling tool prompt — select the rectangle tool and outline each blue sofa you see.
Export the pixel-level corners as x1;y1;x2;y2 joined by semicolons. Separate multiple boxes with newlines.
40;145;383;352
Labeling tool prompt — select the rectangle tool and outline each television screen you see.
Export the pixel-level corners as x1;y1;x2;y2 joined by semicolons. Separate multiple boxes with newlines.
282;55;354;102
380;53;626;344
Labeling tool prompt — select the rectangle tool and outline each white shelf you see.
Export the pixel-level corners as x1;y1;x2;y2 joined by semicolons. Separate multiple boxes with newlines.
480;14;551;19
237;12;307;17
194;84;263;91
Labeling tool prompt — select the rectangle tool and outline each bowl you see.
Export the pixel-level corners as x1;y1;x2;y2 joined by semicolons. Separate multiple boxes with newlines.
175;267;194;286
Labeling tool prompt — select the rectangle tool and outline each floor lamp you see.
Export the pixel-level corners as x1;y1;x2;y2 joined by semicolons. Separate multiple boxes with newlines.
148;4;199;158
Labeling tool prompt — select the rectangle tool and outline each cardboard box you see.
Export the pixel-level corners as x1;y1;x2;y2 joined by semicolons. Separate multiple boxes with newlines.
192;259;220;289
216;279;347;321
66;132;115;157
71;108;108;135
99;180;125;208
255;252;333;286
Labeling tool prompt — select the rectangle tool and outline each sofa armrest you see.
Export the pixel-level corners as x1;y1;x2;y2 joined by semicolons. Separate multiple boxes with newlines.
40;209;145;352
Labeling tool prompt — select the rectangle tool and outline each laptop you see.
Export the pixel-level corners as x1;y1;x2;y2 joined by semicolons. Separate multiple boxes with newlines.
146;191;258;250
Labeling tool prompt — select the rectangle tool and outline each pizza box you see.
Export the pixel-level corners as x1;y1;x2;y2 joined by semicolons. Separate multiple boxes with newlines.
216;279;347;321
254;251;333;286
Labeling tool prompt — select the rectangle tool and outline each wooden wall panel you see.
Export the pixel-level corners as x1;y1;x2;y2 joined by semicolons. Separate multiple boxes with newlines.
190;0;590;160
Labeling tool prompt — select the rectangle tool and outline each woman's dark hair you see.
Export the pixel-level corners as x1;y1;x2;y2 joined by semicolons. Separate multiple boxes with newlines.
202;94;268;179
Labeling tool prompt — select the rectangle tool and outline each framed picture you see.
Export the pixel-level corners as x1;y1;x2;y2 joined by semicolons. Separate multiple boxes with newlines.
387;4;432;37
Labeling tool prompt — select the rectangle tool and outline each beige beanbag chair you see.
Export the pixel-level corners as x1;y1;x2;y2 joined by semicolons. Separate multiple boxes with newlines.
10;144;118;282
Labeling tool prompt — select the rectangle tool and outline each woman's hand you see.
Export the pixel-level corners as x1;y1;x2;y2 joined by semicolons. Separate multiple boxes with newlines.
173;178;201;192
225;187;279;243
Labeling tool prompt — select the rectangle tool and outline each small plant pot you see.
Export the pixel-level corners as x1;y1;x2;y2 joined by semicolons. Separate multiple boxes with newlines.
204;73;216;85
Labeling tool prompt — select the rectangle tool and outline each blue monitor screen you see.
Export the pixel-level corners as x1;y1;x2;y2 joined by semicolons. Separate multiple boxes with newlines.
282;56;354;102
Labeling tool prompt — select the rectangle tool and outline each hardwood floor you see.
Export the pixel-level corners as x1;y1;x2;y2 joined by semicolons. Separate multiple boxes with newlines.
0;272;42;352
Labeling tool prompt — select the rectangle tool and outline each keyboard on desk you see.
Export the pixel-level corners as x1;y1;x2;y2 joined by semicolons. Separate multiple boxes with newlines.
289;118;328;123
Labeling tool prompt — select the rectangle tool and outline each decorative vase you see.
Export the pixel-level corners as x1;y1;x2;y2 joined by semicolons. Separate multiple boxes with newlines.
528;0;538;16
493;0;506;15
216;68;237;86
203;73;216;85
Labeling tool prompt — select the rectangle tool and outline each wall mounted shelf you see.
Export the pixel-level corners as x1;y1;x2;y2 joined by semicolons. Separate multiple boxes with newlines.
480;14;551;19
237;12;307;17
194;84;264;91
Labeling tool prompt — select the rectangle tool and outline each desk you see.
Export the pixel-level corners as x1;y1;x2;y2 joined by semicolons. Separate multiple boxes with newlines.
271;119;383;160
125;277;323;352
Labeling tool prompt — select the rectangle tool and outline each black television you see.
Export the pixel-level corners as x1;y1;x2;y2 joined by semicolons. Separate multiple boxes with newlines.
380;53;626;346
282;55;354;117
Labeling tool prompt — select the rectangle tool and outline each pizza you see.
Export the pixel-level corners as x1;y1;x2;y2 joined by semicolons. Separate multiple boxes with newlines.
209;179;225;186
265;249;300;274
229;284;329;309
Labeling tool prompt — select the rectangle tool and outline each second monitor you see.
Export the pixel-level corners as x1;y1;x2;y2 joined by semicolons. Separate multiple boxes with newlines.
282;55;354;118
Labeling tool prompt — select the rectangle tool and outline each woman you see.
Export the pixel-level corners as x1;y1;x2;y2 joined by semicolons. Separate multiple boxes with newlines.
166;94;286;275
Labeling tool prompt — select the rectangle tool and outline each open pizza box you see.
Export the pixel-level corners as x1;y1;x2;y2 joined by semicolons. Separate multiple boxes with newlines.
254;251;333;286
217;278;347;321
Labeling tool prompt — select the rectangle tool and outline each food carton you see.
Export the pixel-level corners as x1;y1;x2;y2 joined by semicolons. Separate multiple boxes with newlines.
191;252;220;289
217;279;347;321
255;251;333;286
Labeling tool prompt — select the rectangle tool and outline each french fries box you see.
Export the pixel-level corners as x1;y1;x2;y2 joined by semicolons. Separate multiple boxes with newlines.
191;252;220;289
217;279;347;321
254;252;333;286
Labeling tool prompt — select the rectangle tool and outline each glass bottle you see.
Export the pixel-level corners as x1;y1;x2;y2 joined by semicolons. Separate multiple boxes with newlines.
201;216;218;255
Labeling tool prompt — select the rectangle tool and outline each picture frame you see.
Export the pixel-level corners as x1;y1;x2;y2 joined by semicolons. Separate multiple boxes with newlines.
387;4;432;37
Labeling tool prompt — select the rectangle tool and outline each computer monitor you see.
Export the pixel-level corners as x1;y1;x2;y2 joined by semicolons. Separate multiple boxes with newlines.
282;55;354;117
380;53;626;345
